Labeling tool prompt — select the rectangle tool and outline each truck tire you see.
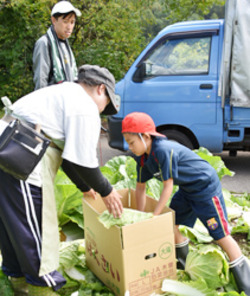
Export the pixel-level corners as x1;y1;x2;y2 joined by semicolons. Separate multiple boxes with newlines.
161;130;194;150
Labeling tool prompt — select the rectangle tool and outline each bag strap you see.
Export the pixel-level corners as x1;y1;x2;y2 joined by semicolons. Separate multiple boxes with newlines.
1;96;13;115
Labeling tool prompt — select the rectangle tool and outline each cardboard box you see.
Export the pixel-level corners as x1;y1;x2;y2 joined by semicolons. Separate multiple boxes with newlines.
82;188;176;296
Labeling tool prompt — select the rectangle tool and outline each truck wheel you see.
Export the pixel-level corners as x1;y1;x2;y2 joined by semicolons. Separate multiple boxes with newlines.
161;130;194;150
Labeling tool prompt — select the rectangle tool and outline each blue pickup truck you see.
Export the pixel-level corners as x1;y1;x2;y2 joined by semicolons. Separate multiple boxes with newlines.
108;0;250;156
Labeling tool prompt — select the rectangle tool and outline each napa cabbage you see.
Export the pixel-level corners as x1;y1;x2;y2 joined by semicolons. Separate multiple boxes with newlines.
185;244;229;290
98;208;153;229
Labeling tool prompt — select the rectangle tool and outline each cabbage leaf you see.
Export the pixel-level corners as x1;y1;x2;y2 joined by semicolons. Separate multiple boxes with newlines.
194;147;234;180
179;224;213;244
161;277;220;296
185;244;229;290
161;279;206;295
98;208;153;229
54;169;84;228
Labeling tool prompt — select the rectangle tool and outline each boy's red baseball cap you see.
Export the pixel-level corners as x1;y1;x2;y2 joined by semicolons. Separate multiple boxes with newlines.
122;112;165;137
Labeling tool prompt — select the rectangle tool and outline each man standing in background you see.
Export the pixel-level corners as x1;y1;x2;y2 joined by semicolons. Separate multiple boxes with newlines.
33;1;81;89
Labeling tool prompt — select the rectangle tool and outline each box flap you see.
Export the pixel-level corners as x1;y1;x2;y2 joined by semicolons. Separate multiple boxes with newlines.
82;194;107;214
82;197;123;249
121;212;173;249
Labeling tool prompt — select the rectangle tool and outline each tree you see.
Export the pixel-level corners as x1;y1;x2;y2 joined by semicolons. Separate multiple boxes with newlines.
142;0;225;41
164;0;225;22
0;0;54;102
73;0;155;80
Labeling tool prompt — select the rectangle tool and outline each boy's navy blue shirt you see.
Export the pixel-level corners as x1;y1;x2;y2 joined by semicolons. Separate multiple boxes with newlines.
136;137;221;200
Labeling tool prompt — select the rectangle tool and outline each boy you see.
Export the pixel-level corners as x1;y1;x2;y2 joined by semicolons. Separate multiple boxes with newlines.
122;112;250;295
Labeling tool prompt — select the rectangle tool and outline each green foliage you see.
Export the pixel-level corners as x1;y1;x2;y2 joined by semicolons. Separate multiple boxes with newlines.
185;244;230;290
143;0;225;40
179;224;213;244
168;37;210;70
58;240;114;296
164;0;225;23
54;168;84;229
100;155;137;190
161;278;218;296
230;192;250;209
0;269;14;296
0;0;54;104
74;1;154;80
194;147;234;180
98;208;153;229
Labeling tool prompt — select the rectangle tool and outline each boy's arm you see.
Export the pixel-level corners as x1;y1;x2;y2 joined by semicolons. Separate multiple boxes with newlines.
154;178;173;215
136;182;147;211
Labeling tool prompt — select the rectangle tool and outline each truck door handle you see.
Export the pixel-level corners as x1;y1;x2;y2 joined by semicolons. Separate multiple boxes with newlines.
200;84;213;89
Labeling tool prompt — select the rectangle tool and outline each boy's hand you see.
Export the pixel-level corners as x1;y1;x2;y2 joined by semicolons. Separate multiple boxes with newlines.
102;188;123;218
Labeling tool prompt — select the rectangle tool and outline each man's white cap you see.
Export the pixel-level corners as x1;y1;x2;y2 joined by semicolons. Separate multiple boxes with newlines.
51;1;81;17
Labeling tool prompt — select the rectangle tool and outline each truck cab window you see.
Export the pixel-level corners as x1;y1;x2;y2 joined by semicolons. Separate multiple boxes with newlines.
144;36;211;76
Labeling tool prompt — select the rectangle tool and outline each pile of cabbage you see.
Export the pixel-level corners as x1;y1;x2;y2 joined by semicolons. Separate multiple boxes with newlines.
56;149;249;296
0;148;249;295
56;238;250;296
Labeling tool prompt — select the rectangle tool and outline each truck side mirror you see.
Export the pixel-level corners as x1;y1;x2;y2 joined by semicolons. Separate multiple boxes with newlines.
132;62;146;82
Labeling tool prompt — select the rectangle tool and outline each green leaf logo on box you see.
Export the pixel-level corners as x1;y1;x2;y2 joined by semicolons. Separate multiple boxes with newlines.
159;242;173;260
